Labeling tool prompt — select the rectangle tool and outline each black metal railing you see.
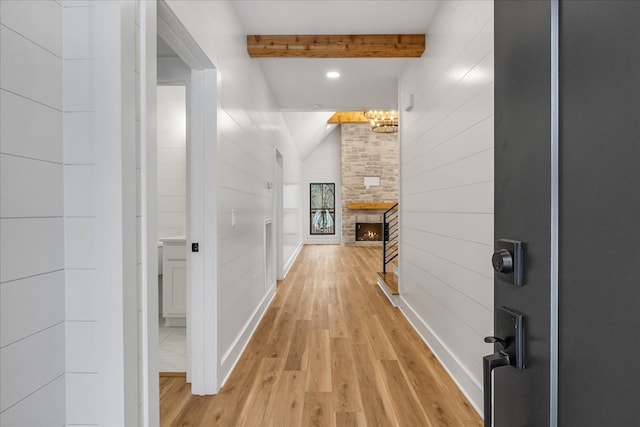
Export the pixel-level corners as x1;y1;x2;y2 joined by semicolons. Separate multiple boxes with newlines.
382;203;399;273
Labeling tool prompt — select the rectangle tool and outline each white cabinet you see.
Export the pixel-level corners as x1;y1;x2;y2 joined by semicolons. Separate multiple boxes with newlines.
161;237;186;327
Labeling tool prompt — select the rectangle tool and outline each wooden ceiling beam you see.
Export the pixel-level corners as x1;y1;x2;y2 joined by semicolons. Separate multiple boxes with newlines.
327;111;369;124
247;34;425;58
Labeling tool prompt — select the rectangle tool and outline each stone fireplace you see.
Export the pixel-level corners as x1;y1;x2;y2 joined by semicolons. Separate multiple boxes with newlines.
341;124;398;245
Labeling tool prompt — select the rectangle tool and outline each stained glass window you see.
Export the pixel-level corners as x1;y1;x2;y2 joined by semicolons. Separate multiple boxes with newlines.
310;183;335;235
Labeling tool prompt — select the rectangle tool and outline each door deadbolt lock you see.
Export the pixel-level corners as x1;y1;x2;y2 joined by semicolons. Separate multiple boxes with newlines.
493;239;524;286
492;249;513;273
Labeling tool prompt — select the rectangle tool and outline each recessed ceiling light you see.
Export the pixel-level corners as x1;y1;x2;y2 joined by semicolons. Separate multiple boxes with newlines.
326;71;340;79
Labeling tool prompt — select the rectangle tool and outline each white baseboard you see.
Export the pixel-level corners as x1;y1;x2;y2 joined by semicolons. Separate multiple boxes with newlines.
376;276;399;307
303;238;341;245
283;241;303;278
398;297;483;418
218;283;276;387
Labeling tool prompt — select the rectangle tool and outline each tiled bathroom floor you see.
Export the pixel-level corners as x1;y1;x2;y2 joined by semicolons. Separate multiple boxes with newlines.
159;319;186;372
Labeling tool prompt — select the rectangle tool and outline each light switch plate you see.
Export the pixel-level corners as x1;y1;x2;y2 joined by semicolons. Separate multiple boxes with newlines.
231;209;237;228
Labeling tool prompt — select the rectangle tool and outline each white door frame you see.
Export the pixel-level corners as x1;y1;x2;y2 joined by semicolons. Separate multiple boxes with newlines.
155;0;218;395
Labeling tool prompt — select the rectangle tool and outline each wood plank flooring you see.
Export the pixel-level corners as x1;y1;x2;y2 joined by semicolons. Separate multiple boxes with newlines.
160;245;482;426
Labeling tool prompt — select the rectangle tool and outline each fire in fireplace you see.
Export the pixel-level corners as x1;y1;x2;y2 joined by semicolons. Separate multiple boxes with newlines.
356;223;383;241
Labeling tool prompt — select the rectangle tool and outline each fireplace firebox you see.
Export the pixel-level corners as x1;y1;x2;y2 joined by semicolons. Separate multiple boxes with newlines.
356;223;385;241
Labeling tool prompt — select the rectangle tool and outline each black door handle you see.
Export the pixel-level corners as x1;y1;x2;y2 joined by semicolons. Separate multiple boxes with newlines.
483;351;511;427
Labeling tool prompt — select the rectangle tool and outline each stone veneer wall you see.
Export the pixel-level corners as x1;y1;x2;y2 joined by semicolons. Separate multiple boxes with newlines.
341;124;399;245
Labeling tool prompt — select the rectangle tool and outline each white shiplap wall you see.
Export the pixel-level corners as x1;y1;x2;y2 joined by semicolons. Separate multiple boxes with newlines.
282;183;302;274
157;86;186;239
302;128;342;244
0;1;66;425
2;1;154;425
166;0;303;384
398;0;494;414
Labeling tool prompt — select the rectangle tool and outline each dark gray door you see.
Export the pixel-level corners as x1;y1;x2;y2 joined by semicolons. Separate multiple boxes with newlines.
492;1;640;426
493;1;553;426
558;1;640;426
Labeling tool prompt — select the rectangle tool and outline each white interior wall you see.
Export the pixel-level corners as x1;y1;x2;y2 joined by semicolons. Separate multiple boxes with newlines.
137;2;159;424
398;0;494;414
165;0;303;384
63;1;99;425
282;182;302;273
302;127;342;244
92;1;145;424
0;1;66;424
157;86;187;239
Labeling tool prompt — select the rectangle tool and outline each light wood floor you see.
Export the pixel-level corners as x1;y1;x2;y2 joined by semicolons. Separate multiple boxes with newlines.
160;245;482;427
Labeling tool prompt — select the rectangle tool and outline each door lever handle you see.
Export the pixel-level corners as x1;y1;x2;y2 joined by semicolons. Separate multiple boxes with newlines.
484;336;508;350
483;352;511;427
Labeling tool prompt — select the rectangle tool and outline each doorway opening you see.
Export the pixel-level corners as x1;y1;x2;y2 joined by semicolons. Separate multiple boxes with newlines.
152;0;218;395
156;60;188;371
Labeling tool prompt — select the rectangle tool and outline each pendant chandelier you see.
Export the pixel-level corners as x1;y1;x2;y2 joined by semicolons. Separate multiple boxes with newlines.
363;110;399;133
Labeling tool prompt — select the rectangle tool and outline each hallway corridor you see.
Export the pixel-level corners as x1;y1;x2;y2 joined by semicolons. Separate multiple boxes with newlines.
160;245;482;426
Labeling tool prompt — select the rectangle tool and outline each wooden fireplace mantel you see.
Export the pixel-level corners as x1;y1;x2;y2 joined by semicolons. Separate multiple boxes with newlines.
347;202;396;210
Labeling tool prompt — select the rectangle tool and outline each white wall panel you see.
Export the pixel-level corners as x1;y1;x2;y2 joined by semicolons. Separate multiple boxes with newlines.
403;115;493;179
302;129;341;244
66;373;98;425
157;130;185;148
0;323;65;412
64;165;94;217
158;196;186;212
157;148;186;164
157;179;185;196
403;180;493;214
403;212;493;245
63;112;92;164
61;1;99;422
64;218;96;269
62;5;90;59
220;163;270;196
0;218;64;283
403;83;494;162
0;376;65;427
0;2;66;424
66;322;97;373
63;59;91;112
65;269;97;321
402;261;492;336
403;149;493;196
157;162;185;181
398;0;494;414
0;271;65;347
157;85;186;239
404;22;494;133
403;226;493;278
219;246;262;290
0;155;63;218
403;243;492;309
0;25;62;110
0;0;62;57
0;90;63;163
